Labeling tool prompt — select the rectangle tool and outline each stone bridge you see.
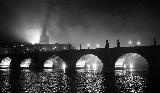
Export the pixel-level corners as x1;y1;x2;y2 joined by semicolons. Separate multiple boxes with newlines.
1;46;159;72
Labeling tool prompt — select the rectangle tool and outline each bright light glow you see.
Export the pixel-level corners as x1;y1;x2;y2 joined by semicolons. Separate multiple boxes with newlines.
76;54;103;72
76;60;86;67
96;44;100;48
24;29;41;44
0;57;12;68
64;47;66;50
128;40;132;45
87;65;90;68
93;64;97;70
137;41;141;45
87;43;90;47
21;45;24;46
26;49;29;51
44;56;66;70
44;58;57;68
130;64;133;69
123;64;126;68
20;58;32;68
115;57;125;68
115;53;148;71
62;63;66;69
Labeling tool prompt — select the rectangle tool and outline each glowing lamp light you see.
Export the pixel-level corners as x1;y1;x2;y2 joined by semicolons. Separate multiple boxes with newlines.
64;47;66;50
130;64;133;69
137;41;141;45
128;40;132;45
62;63;66;73
96;44;100;48
62;63;66;69
87;43;90;47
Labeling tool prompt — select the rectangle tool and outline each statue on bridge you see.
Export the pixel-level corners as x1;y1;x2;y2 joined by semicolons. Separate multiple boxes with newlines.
116;39;120;48
105;40;109;48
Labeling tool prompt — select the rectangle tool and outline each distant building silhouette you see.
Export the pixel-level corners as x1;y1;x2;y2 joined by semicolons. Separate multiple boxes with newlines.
39;24;49;44
116;39;120;47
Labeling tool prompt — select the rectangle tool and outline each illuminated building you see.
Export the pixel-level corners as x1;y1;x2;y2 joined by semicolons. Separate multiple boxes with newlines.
39;24;49;44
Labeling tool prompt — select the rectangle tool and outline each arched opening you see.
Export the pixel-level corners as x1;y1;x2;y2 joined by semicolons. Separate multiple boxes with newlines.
0;57;12;68
44;55;66;72
20;58;32;68
115;53;149;71
76;54;103;73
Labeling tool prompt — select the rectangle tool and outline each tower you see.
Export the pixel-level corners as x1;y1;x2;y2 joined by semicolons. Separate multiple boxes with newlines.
39;24;49;44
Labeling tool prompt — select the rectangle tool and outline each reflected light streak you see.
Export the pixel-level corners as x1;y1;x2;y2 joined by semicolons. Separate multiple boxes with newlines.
20;69;69;92
115;70;148;93
75;72;106;93
0;68;10;93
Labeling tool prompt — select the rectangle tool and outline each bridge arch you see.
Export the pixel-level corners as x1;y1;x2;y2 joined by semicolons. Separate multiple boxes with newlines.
43;55;66;70
76;54;103;72
0;57;12;68
20;58;32;68
115;53;149;71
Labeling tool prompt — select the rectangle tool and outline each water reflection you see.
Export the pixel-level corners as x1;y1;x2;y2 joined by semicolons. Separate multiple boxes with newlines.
115;70;148;93
75;72;106;93
0;68;11;93
20;69;69;93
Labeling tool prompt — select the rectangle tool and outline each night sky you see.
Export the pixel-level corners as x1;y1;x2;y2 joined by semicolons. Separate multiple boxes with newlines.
0;0;159;48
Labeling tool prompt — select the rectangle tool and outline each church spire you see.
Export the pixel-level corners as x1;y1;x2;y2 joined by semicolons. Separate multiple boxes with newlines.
39;24;49;44
41;24;47;36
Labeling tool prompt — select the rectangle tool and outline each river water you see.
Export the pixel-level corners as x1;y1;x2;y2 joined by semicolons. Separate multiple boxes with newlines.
0;68;151;93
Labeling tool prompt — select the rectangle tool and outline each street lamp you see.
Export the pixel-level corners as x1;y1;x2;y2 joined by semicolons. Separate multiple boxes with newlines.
87;43;90;49
128;40;132;47
137;41;141;46
96;44;100;48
